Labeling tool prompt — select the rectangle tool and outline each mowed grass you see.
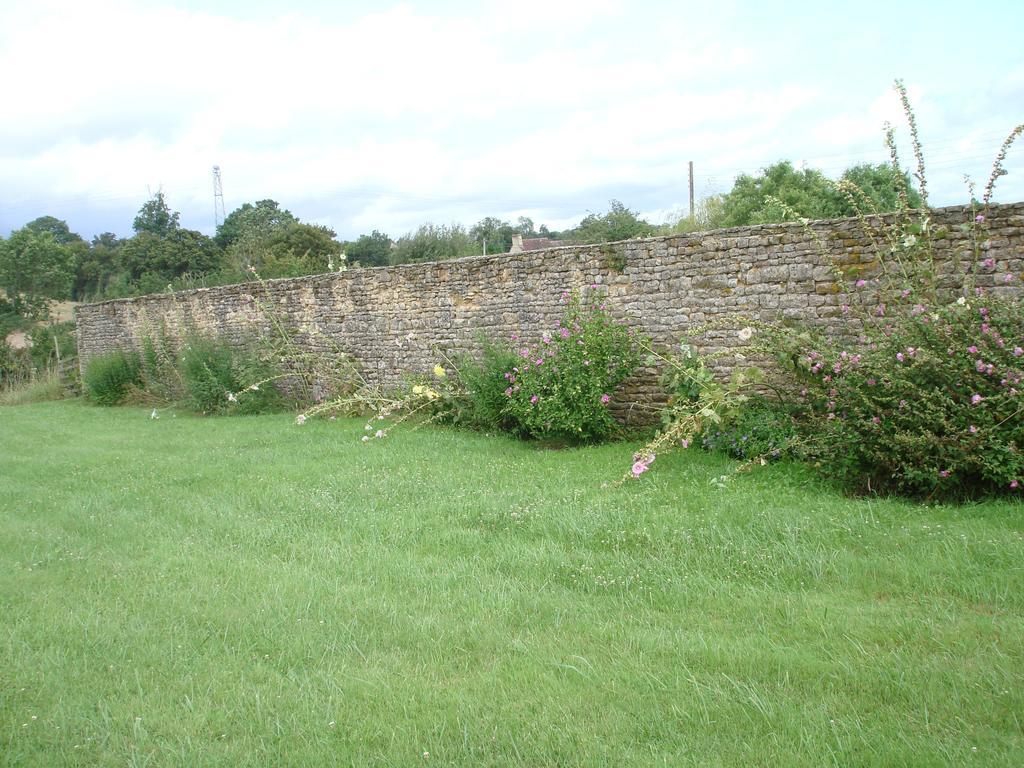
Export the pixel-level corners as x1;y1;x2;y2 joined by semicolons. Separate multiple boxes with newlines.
1;401;1022;767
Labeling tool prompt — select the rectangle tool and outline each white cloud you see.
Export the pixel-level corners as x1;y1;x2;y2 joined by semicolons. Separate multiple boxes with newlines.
1;0;1021;239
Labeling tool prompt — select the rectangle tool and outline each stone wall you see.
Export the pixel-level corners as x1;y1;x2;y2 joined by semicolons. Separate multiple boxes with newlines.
76;203;1024;412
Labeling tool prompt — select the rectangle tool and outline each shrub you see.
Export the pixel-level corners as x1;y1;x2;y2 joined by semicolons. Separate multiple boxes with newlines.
451;338;520;430
84;349;142;406
179;335;282;415
789;293;1023;498
701;396;800;461
501;290;643;443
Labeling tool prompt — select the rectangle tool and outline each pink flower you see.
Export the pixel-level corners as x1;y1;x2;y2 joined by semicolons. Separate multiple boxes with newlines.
983;258;995;269
600;394;611;404
535;358;544;366
938;469;950;478
866;378;876;387
519;348;530;358
504;387;513;396
975;214;985;223
680;438;690;449
1005;274;1014;283
559;327;570;339
971;394;982;405
896;353;905;363
1014;347;1023;357
841;304;850;314
871;416;881;424
530;395;539;404
855;279;867;288
968;345;978;354
969;425;978;434
1011;480;1019;489
631;461;649;478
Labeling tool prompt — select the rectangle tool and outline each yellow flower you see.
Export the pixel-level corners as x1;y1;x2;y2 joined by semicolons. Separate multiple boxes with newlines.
433;364;446;378
412;384;424;395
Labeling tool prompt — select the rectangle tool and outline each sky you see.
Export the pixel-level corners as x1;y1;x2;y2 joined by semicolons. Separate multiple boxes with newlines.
1;0;1022;241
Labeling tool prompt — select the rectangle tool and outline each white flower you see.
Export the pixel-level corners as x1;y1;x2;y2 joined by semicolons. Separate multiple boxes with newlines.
956;296;967;306
150;409;159;420
737;327;754;341
227;392;237;402
295;414;307;425
361;435;369;442
249;383;260;391
375;429;385;438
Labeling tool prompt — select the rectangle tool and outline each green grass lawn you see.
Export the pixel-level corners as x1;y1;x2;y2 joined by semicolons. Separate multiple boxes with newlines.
1;400;1022;766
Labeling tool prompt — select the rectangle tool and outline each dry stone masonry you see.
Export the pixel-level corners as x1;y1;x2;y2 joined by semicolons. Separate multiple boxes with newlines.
76;203;1024;413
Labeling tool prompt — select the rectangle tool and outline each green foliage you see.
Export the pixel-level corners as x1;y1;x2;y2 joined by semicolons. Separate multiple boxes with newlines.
24;216;84;245
658;344;715;417
453;338;521;430
179;336;282;415
0;341;35;391
215;199;297;251
27;321;75;371
390;223;480;264
719;161;921;228
262;222;342;276
74;233;122;300
344;230;392;267
787;294;1024;499
119;228;222;286
500;290;643;443
0;227;76;317
839;163;922;212
662;195;727;234
84;349;141;406
721;161;842;227
132;192;180;238
570;200;654;244
700;396;799;461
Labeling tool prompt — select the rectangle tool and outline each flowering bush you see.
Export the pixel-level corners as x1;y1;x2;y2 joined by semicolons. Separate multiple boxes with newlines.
789;292;1023;498
501;289;643;443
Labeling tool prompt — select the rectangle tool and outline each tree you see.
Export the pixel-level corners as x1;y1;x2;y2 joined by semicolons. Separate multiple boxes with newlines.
571;200;654;244
73;233;123;300
0;227;76;317
390;224;479;264
262;222;342;276
25;215;84;246
215;200;297;251
133;192;180;238
719;160;922;227
838;163;922;212
119;228;221;285
470;217;515;254
345;230;393;267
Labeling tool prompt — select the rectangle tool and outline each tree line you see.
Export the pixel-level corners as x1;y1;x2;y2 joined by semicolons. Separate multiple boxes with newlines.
1;161;918;324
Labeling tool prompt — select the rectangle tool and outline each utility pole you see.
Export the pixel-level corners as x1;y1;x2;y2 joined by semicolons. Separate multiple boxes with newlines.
688;160;695;221
212;165;226;229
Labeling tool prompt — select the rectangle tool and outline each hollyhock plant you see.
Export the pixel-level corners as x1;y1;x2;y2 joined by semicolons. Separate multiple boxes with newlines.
501;288;643;443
